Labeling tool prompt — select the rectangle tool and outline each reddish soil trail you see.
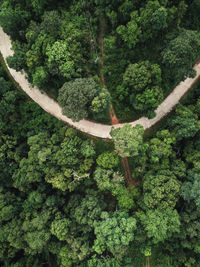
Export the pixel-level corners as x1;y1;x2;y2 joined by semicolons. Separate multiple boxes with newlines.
98;18;134;186
121;157;133;185
110;105;119;125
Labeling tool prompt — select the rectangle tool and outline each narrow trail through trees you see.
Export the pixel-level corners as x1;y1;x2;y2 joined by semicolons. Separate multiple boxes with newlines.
98;19;134;186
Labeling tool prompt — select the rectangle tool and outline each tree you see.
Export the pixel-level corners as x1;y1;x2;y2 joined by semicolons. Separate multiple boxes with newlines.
93;211;137;259
161;29;200;82
90;88;111;114
13;128;95;192
112;184;139;211
6;50;26;72
168;105;200;141
51;215;71;241
151;7;168;31
179;202;200;254
58;78;100;121
46;40;75;79
142;170;181;210
123;60;161;94
80;140;96;158
138;0;168;41
93;167;124;191
67;190;107;231
147;129;176;163
184;142;200;179
59;237;91;266
96;151;119;169
137;207;180;244
110;124;144;158
117;11;142;49
117;1;170;46
41;10;62;37
181;170;200;209
118;61;163;116
87;254;122;267
0;2;30;39
32;66;49;88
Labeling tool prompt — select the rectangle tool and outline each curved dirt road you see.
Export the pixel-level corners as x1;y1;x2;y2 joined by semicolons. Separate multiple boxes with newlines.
1;27;200;139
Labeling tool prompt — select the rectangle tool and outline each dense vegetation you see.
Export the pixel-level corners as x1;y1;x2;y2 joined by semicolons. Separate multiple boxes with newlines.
1;0;200;121
1;55;200;266
1;0;200;266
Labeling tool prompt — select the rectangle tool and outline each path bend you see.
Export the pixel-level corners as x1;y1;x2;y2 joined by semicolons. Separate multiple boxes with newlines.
1;27;200;139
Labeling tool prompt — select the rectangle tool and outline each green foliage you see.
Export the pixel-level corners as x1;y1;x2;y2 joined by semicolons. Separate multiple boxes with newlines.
80;140;96;158
117;11;142;49
142;170;181;210
32;66;49;87
51;215;71;241
87;254;122;267
161;29;200;82
111;124;144;158
59;237;91;266
93;167;124;191
118;60;163;116
147;129;176;163
168;105;200;141
6;50;26;72
90;88;111;114
179;202;200;253
137;207;180;244
58;78;100;121
183;138;200;172
112;185;139;211
0;1;30;39
41;10;62;37
46;40;75;79
0;77;11;95
93;211;137;258
1;1;200;266
67;190;106;230
151;7;168;31
117;0;172;47
96;151;119;169
12;129;95;192
181;170;200;209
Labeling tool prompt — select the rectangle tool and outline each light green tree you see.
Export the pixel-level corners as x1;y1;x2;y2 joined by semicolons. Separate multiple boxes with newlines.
90;88;111;114
93;211;137;259
46;40;75;79
142;170;181;210
96;151;119;169
110;124;144;158
137;207;180;244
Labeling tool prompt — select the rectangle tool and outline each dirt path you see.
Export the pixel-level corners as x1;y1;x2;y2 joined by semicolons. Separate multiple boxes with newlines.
1;26;200;139
98;19;134;186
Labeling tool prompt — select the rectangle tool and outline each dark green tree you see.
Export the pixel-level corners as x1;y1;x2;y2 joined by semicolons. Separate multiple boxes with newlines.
58;78;100;121
161;29;200;82
117;61;163;116
168;105;200;141
6;50;26;72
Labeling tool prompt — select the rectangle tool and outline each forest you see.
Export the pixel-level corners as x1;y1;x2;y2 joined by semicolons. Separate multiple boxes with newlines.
1;0;200;266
